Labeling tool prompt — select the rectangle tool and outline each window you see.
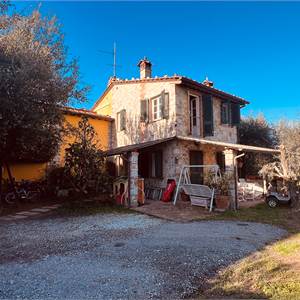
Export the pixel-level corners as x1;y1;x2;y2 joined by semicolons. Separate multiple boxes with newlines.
151;95;163;121
151;150;163;178
189;94;200;137
138;150;163;178
149;91;169;122
216;152;225;174
221;101;240;126
221;101;230;124
117;109;126;131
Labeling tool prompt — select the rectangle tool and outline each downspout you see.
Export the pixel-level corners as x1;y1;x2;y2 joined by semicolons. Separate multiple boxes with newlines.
234;153;245;210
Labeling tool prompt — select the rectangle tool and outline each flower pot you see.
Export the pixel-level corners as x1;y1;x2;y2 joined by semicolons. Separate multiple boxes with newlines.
216;195;230;210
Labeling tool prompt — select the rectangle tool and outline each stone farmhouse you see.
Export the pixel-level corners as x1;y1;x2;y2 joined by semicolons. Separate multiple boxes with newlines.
92;58;279;206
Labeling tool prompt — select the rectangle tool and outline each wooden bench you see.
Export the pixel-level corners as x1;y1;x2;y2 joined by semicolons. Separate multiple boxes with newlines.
182;184;214;210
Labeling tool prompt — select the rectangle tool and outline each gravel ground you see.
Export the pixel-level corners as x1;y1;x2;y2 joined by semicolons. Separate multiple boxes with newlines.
0;213;286;299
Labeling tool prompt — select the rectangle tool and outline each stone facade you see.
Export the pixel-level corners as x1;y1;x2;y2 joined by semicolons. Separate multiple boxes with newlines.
143;139;225;189
175;85;237;143
93;71;244;207
106;80;178;148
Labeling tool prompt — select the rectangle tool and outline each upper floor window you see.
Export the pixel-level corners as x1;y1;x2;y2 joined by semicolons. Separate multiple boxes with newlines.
221;101;240;126
140;91;169;123
117;109;126;131
221;101;230;124
189;94;200;137
151;95;163;121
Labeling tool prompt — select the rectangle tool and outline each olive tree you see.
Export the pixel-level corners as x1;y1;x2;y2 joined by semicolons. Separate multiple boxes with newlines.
260;121;300;206
239;114;278;177
0;2;88;190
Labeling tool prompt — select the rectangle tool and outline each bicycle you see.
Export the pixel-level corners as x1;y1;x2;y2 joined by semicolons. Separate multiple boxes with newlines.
5;181;40;204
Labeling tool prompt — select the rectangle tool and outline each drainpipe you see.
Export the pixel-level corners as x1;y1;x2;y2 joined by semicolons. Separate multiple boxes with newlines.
234;153;245;210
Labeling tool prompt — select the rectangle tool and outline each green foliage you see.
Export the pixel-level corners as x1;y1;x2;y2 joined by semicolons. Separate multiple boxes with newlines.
64;117;110;197
0;4;88;166
260;121;300;205
239;114;278;176
204;171;232;196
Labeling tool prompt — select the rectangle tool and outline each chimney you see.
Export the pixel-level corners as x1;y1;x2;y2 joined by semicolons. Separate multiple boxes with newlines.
138;57;152;79
203;76;214;88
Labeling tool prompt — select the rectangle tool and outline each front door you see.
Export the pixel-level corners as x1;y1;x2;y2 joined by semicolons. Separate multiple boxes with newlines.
189;151;203;184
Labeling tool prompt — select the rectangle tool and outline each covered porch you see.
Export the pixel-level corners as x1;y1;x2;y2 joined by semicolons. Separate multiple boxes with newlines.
104;136;280;210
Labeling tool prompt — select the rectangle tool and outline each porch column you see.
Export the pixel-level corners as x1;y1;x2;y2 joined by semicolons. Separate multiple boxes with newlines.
129;151;139;207
223;149;236;210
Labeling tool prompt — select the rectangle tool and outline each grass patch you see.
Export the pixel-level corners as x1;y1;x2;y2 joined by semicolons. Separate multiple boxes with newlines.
56;201;134;216
201;234;300;299
274;234;300;256
211;203;299;233
196;203;300;299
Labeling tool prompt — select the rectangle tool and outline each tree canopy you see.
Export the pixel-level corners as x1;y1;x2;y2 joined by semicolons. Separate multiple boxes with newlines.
238;114;278;176
260;121;300;205
0;2;88;166
64;117;108;197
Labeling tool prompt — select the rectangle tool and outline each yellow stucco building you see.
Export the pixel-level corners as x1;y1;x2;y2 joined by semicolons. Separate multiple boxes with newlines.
3;107;113;181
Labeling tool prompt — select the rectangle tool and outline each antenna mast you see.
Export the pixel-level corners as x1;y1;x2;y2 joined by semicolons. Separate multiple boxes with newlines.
97;42;120;78
113;42;116;78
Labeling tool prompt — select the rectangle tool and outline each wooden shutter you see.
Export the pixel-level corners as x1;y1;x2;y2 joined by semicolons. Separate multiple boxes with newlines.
140;99;149;122
221;101;230;124
202;94;214;136
120;109;126;130
231;103;240;126
162;92;169;119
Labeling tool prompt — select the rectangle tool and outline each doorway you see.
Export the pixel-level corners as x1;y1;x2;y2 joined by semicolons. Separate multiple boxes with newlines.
189;150;203;184
189;94;200;137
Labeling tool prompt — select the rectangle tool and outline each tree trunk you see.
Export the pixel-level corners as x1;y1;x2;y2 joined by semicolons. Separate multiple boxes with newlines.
5;162;18;200
289;181;299;208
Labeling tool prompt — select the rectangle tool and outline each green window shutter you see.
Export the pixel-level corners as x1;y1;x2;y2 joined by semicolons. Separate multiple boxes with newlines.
202;94;214;136
162;92;169;119
221;101;230;124
231;103;240;126
120;109;126;130
140;99;149;122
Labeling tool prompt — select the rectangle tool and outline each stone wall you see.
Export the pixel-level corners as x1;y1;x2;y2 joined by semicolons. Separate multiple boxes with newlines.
143;139;223;189
108;81;177;147
175;85;238;143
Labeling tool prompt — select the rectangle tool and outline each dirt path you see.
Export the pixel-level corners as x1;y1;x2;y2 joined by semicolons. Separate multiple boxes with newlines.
0;213;286;299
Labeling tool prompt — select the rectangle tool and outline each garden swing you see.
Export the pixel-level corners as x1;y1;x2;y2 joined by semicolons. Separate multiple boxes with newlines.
173;165;221;212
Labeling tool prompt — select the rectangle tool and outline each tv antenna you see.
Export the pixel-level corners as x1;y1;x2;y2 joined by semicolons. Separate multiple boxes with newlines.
98;42;120;78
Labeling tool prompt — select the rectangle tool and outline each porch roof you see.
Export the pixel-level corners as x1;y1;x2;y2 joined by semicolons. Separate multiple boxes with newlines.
103;135;280;157
177;136;280;154
103;136;176;156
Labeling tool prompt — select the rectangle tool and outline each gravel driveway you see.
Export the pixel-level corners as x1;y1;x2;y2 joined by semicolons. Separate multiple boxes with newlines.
0;213;286;299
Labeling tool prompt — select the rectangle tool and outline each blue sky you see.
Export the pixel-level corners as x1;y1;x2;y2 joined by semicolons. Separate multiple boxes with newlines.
16;1;300;122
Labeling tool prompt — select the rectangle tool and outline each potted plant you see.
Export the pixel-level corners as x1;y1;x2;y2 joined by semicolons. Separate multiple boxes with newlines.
215;173;232;210
204;171;231;210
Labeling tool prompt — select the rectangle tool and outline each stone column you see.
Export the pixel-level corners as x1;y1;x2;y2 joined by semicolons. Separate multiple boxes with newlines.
223;149;236;210
129;151;139;207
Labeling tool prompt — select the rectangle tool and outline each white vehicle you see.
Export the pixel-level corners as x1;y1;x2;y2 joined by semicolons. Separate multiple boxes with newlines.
265;191;291;208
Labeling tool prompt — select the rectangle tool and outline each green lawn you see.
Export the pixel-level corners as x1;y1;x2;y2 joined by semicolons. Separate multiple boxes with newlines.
198;203;300;299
